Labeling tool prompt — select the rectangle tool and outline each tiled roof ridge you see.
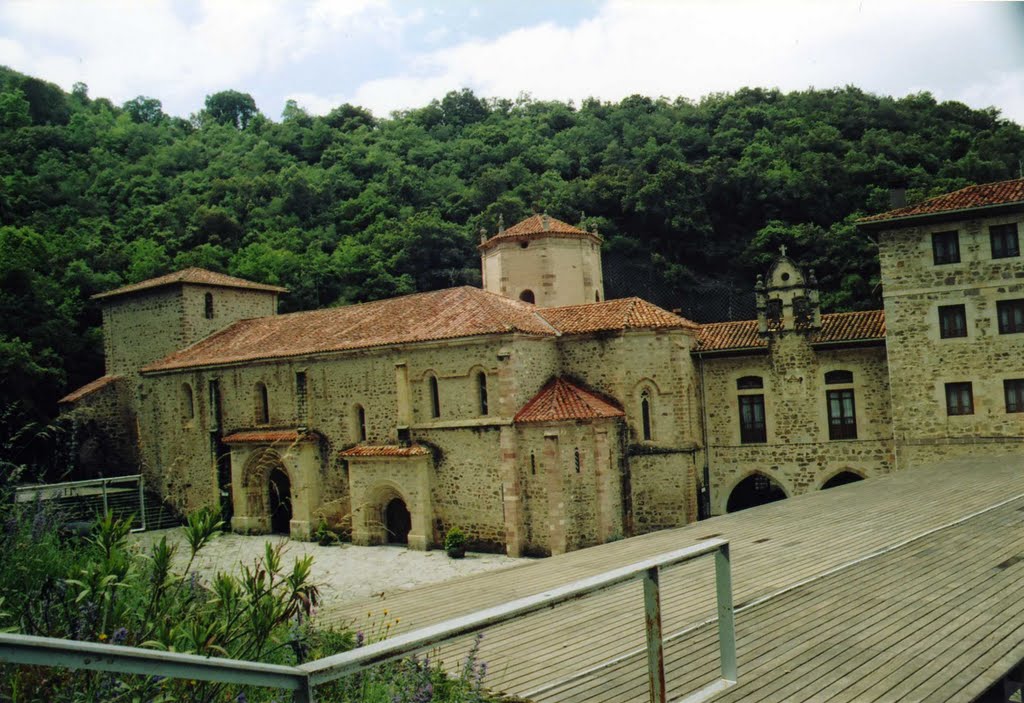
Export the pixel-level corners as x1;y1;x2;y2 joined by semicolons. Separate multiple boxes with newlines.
93;267;288;300
338;444;431;457
694;309;885;352
59;375;122;404
141;286;557;373
539;297;699;334
514;376;625;424
479;213;600;249
859;177;1024;223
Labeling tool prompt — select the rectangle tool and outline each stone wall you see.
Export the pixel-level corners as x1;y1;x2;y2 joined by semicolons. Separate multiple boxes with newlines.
102;284;278;378
61;378;138;475
103;289;185;377
482;236;605;306
139;335;564;549
700;337;894;515
515;419;624;556
879;214;1024;468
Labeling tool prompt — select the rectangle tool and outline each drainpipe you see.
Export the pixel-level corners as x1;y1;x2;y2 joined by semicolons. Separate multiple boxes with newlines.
698;354;711;520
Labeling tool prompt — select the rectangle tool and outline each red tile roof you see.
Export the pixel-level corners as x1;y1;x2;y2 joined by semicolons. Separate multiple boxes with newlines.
338;444;430;457
59;375;122;404
142;287;555;372
515;377;625;424
695;310;885;353
695;319;764;353
479;214;600;250
222;430;313;444
541;298;698;334
93;267;287;300
859;178;1024;224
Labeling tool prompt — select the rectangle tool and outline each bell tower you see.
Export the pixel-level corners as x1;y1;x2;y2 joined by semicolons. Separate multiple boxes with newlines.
479;213;604;307
755;246;822;335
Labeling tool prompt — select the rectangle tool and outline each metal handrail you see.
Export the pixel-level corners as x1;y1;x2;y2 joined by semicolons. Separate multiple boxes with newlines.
13;474;147;532
0;538;736;703
14;474;144;496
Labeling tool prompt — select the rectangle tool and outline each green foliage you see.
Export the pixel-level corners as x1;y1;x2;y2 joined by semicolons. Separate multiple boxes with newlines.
444;526;467;558
0;503;505;702
314;518;339;546
203;89;259;129
2;63;1023;454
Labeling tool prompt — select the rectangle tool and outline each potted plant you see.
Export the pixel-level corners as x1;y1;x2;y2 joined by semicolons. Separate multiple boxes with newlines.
444;526;467;559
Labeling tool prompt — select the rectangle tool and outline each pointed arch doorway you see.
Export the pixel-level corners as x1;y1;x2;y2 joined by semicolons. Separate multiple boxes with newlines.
385;497;412;544
268;468;292;534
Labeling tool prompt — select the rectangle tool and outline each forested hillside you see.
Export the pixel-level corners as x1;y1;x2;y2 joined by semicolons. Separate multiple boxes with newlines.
3;65;1023;444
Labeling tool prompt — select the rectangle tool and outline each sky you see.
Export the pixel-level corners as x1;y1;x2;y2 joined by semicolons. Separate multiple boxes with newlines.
1;0;1023;124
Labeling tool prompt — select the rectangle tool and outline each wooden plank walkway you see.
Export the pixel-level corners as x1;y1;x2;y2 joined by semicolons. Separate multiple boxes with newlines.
325;454;1024;701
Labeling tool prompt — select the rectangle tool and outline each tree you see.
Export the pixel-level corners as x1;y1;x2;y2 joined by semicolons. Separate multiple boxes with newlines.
123;95;164;124
203;90;259;129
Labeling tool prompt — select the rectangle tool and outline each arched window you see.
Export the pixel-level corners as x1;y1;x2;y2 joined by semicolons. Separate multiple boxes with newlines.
574;447;581;473
255;382;269;424
181;383;194;420
530;451;536;475
477;371;489;415
825;370;854;385
204;292;214;319
354;404;367;442
595;290;601;302
640;390;653;441
519;290;535;304
428;375;440;418
737;376;764;390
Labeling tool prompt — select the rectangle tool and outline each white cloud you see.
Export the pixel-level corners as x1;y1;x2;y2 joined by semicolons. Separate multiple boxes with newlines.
1;0;1021;124
0;0;403;114
326;0;1024;123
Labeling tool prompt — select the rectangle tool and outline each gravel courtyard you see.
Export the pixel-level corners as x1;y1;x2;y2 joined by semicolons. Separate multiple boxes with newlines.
132;529;528;616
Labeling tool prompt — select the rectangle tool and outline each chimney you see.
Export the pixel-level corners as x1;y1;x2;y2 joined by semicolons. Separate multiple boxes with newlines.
889;187;907;208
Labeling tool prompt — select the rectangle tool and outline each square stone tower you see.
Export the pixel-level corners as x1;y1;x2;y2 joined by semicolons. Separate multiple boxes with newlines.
93;268;285;378
859;179;1024;469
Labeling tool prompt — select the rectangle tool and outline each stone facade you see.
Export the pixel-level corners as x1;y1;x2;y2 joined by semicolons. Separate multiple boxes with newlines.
871;210;1024;468
696;256;894;515
63;184;1024;554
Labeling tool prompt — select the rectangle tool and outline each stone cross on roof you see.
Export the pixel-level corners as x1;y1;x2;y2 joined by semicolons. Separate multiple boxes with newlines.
779;244;788;257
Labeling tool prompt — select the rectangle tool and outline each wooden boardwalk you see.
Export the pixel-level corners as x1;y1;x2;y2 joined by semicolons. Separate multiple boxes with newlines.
325;455;1024;701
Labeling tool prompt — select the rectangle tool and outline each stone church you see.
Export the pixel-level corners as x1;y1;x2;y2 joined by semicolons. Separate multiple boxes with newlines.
61;178;1024;555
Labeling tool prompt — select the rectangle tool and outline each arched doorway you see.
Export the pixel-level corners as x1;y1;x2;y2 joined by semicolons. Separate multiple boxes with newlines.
822;471;864;490
268;468;292;534
385;498;412;544
727;473;787;513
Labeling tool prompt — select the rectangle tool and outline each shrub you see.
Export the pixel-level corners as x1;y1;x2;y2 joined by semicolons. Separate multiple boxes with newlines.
444;526;467;558
0;503;506;702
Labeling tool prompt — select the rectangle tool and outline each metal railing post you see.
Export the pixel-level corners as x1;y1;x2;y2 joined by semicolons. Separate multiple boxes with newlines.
101;478;109;515
138;476;147;531
715;543;737;683
642;566;667;703
294;676;316;703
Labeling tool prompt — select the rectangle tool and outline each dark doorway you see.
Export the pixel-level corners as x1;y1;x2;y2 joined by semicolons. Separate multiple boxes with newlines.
822;471;864;490
385;498;412;544
727;473;787;513
268;469;292;534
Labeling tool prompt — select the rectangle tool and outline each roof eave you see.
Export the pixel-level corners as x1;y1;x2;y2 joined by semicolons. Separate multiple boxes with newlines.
93;280;287;301
691;345;768;358
809;337;886;349
857;200;1024;231
140;329;555;376
478;231;603;252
